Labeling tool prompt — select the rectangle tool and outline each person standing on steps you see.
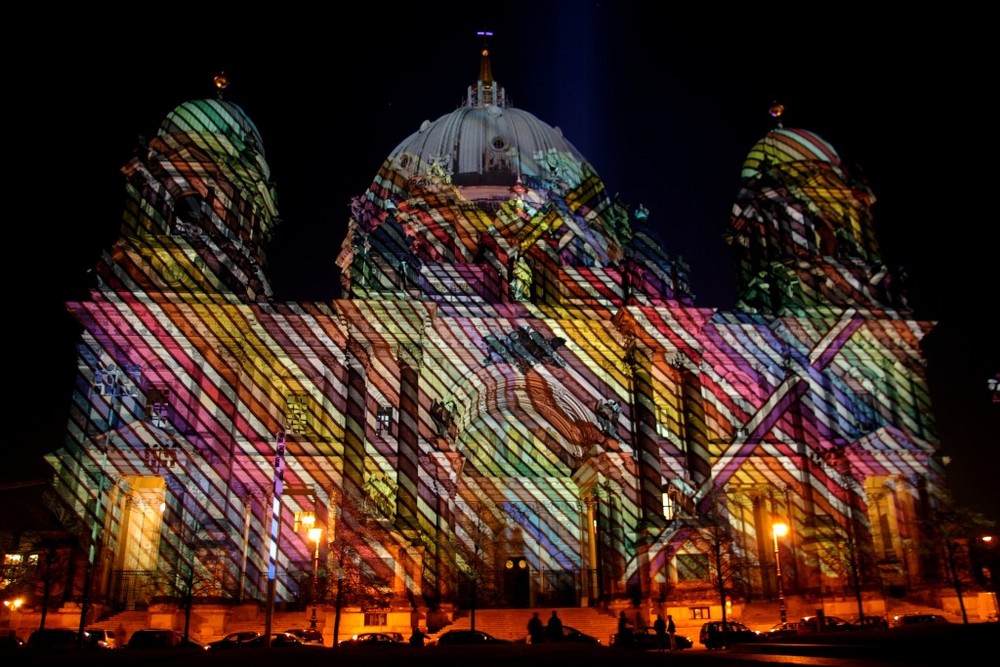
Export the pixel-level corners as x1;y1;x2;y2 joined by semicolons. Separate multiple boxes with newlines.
653;614;667;651
546;610;563;642
527;611;544;644
667;614;677;651
618;610;633;636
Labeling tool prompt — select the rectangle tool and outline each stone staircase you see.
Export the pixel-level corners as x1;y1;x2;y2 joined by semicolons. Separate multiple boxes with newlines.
435;607;621;644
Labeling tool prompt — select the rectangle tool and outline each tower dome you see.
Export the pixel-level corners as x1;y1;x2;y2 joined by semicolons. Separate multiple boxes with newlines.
160;98;268;174
111;92;279;302
727;107;908;313
740;127;841;180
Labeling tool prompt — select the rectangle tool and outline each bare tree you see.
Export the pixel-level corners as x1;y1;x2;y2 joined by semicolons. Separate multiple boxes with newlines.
922;493;996;624
450;502;502;630
802;511;879;620
146;510;230;641
689;488;752;638
326;493;396;648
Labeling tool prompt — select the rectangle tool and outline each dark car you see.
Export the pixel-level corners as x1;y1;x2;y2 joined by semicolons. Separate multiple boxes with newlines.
26;628;81;651
610;627;692;649
240;632;324;648
1;630;24;651
127;628;206;650
699;621;761;649
798;615;857;633
286;627;325;644
339;631;408;648
207;631;261;650
435;629;512;646
763;621;800;640
890;613;950;627
528;624;602;645
852;615;889;630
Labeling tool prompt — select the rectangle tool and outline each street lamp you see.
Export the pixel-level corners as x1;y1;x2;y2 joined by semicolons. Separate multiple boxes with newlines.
772;521;789;624
308;527;323;628
2;597;23;628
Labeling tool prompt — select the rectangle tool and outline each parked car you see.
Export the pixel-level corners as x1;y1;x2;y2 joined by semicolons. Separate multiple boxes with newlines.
763;621;800;640
890;613;950;627
26;628;81;651
83;627;119;649
797;615;857;633
434;629;512;646
286;627;325;644
206;631;261;650
239;632;324;648
126;628;206;650
609;626;692;649
852;615;889;630
0;630;24;651
339;631;408;648
527;624;602;645
699;621;761;649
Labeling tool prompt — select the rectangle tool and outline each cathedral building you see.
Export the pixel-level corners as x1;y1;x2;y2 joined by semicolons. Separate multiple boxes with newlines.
43;43;946;629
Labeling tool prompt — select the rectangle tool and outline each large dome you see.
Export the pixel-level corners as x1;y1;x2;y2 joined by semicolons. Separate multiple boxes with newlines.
389;104;588;187
337;39;694;307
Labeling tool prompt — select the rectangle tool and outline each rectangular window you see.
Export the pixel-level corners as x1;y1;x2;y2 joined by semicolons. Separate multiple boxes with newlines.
363;612;387;627
655;404;669;437
656;404;687;452
690;607;710;620
662;492;675;521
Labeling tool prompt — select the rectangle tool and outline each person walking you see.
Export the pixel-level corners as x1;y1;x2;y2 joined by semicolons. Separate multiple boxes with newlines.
546;610;563;642
667;614;677;651
653;614;667;651
527;611;544;644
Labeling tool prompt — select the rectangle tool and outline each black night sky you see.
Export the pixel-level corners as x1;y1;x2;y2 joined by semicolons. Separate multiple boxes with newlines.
8;4;997;525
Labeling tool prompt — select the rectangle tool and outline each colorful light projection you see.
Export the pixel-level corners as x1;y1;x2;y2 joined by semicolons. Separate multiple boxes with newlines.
47;45;945;618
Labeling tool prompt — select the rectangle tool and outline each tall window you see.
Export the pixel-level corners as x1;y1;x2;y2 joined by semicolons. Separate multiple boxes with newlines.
376;406;393;436
285;393;309;434
146;387;171;429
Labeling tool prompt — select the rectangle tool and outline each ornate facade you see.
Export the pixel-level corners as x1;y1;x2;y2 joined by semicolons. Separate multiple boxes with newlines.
45;47;945;621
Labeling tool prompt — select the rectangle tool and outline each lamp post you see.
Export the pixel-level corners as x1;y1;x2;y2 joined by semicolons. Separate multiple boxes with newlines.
308;527;322;629
772;521;789;624
980;535;998;622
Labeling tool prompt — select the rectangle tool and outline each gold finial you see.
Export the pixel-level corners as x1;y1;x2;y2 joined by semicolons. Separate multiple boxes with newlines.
769;101;785;127
213;72;230;98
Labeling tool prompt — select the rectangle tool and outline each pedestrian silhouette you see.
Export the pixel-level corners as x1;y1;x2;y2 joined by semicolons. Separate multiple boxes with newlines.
653;614;666;651
667;614;677;650
546;610;563;641
618;610;633;637
527;611;544;644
